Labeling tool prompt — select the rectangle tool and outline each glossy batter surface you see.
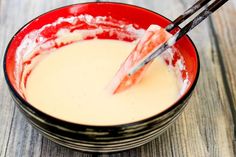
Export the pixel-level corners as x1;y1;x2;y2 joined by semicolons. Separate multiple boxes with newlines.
25;39;181;125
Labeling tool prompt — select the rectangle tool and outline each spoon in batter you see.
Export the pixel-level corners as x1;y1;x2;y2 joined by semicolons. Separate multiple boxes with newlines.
109;0;228;94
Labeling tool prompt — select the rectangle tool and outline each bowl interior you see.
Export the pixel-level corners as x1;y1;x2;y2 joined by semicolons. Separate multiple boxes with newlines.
4;2;199;124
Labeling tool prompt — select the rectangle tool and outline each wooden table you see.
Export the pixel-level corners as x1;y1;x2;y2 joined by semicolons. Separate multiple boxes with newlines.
0;0;235;156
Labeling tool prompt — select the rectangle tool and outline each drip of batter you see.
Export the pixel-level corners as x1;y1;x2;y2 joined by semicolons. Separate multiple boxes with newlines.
25;39;181;125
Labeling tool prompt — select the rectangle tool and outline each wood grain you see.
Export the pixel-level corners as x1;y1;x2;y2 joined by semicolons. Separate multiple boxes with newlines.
0;0;235;157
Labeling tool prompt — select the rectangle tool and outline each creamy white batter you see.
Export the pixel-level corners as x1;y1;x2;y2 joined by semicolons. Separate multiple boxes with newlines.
25;39;181;125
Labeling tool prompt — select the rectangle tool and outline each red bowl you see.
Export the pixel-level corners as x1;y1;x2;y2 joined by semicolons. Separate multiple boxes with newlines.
3;2;199;152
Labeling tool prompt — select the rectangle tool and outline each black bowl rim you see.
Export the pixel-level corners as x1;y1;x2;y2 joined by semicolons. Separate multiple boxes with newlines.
3;2;200;129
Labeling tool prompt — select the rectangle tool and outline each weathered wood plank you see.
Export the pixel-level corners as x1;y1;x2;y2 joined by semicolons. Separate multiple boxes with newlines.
0;0;235;157
210;1;236;154
210;0;236;140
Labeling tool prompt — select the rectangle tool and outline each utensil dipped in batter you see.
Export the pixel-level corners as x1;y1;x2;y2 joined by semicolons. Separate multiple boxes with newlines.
109;0;228;94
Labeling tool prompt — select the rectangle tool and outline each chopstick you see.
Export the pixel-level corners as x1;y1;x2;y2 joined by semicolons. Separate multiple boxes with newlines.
129;0;228;75
166;0;211;32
